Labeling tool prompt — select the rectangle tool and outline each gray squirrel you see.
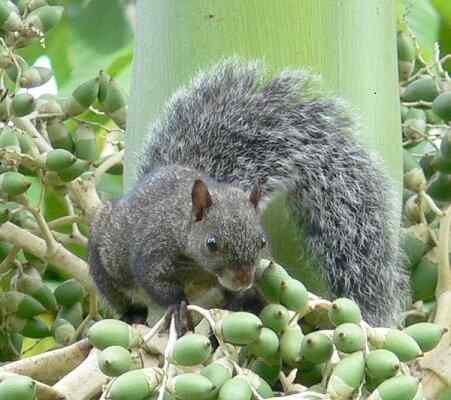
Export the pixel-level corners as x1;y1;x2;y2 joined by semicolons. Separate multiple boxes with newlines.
88;59;409;326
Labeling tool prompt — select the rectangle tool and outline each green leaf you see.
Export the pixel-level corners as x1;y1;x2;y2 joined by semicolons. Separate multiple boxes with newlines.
432;0;451;22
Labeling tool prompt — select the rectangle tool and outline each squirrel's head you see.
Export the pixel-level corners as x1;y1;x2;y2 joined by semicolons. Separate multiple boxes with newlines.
186;178;267;292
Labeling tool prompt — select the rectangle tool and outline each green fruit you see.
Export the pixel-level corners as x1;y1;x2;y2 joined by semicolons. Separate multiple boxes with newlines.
57;302;83;328
175;373;215;400
218;376;252;400
54;278;85;307
328;298;362;326
17;132;36;156
256;261;289;302
411;247;438;302
74;124;96;161
432;91;451;122
248;327;279;359
101;78;127;128
172;334;212;366
301;332;333;364
46;119;74;151
73;78;100;109
52;318;76;345
372;329;423;362
280;324;303;366
201;360;233;398
0;127;20;152
397;32;415;62
108;368;161;400
0;375;36;400
21;317;50;338
30;284;57;313
260;303;289;334
397;32;415;81
280;278;308;314
98;345;132;377
327;351;365;400
403;322;446;353
0;291;45;318
220;312;263;345
0;331;22;362
403;150;426;192
402;77;440;102
25;5;63;33
98;70;110;102
296;361;323;387
368;375;419;400
59;96;86;117
427;173;451;202
20;67;53;89
426;109;442;124
11;93;35;117
333;323;365;353
400;224;430;269
249;358;280;386
440;129;451;161
243;370;273;398
57;159;91;182
0;204;11;224
87;319;140;350
0;2;22;31
46;149;76;171
403;109;426;142
0;172;32;197
365;350;400;382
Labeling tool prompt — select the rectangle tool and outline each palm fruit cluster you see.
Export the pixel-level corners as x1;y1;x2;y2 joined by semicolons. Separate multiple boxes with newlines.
77;260;442;400
398;27;451;328
0;0;128;365
0;274;88;358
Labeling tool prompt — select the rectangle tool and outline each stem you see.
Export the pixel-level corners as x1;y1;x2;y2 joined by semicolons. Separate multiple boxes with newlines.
436;206;451;297
94;149;124;182
0;222;94;293
0;245;20;273
157;315;177;400
48;216;84;230
68;175;102;222
13;117;52;153
0;339;92;385
16;195;58;257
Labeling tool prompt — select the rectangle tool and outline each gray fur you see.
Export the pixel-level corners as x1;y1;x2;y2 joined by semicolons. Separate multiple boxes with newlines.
89;59;409;326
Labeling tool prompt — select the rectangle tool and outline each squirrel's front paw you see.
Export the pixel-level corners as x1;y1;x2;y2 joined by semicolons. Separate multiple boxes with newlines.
121;305;148;325
167;300;194;337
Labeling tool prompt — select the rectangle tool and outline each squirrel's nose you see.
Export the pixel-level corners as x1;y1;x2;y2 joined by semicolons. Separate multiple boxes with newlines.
234;266;256;287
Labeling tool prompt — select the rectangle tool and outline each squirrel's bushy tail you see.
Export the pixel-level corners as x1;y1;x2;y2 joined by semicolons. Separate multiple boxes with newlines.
140;59;409;326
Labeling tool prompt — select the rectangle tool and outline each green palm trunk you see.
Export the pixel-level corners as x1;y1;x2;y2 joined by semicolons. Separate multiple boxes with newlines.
125;0;401;294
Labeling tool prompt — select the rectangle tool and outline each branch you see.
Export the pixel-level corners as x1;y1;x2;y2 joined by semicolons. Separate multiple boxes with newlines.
13;117;52;153
0;222;94;293
0;339;92;385
68;175;102;222
52;348;107;400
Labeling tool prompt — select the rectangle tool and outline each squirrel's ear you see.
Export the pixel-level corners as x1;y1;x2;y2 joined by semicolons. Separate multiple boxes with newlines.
192;179;213;222
249;178;263;209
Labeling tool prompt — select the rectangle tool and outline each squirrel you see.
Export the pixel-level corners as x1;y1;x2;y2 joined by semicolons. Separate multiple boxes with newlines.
88;59;409;327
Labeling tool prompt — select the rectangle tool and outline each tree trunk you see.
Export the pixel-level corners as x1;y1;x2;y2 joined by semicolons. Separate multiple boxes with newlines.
126;0;401;294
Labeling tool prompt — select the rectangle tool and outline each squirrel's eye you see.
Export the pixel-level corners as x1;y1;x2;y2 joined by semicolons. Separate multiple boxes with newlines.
260;236;267;249
206;235;218;251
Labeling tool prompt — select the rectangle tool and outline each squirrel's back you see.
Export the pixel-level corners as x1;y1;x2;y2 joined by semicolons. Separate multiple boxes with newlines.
138;59;409;325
